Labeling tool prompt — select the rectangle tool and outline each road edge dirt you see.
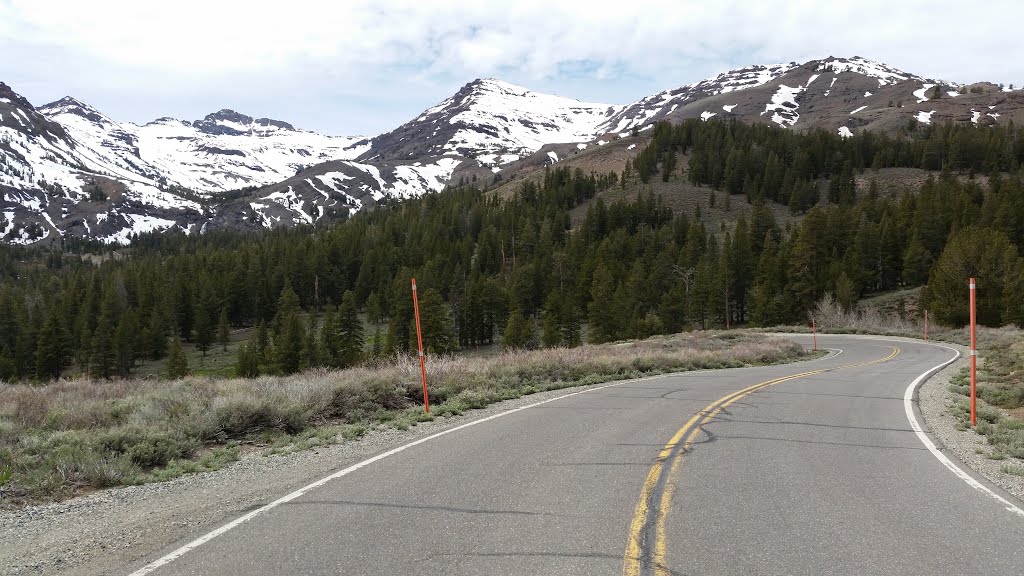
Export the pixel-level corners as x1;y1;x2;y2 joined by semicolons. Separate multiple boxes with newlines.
914;344;1024;506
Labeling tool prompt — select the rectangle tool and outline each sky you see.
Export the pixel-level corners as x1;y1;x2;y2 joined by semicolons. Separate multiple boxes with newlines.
2;0;1022;136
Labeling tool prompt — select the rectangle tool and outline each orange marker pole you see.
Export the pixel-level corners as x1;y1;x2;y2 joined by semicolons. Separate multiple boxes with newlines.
811;317;817;351
924;310;929;341
969;278;977;427
411;278;430;413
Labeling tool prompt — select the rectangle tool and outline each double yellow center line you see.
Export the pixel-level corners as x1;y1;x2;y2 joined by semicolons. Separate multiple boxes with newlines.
623;347;900;576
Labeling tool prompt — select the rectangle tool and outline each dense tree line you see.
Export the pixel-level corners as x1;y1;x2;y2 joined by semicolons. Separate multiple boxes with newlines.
628;118;1024;212
1;118;1023;382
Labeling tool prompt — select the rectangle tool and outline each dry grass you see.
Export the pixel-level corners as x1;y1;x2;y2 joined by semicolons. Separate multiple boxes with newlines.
0;331;807;507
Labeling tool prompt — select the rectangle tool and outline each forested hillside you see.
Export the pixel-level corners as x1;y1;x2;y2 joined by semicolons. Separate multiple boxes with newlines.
1;118;1022;382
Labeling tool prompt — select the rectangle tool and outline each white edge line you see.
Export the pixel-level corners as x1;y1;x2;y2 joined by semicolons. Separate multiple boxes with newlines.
903;343;1024;518
129;345;844;574
127;374;661;575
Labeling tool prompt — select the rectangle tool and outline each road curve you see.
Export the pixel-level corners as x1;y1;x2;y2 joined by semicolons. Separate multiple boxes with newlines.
127;335;1024;576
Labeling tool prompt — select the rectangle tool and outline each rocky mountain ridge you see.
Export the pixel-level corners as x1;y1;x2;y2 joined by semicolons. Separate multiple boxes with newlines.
2;56;1021;245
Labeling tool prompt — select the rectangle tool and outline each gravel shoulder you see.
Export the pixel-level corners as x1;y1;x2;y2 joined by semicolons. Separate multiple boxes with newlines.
917;345;1024;505
0;381;619;576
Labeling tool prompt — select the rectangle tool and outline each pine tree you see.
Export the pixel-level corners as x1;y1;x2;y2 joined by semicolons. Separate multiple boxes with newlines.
147;307;168;360
235;341;259;378
89;316;116;379
273;312;305;375
114;309;138;377
588;264;621;342
271;283;305;374
370;327;383;359
193;306;212;357
560;295;582;348
835;271;857;312
35;313;66;380
540;293;562;348
300;316;321;371
414;288;456;355
502;308;533;349
335;291;365;367
217;307;230;352
166;337;189;379
253;320;269;368
924;227;1022;326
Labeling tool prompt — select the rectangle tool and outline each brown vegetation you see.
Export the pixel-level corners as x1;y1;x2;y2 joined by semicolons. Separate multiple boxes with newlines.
0;332;807;507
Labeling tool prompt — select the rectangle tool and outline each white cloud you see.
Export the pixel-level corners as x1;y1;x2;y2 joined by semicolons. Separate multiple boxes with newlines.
2;0;1022;134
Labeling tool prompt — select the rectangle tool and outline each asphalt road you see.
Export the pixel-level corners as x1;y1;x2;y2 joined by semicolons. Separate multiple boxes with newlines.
128;335;1024;576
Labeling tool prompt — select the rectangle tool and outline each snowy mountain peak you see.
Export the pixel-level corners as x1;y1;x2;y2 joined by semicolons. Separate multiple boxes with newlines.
366;77;620;165
39;96;115;126
691;62;799;94
813;55;926;86
192;108;299;136
0;82;35;110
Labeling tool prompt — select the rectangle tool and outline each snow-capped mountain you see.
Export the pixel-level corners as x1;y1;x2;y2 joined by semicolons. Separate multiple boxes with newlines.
38;99;369;193
364;78;622;168
220;79;624;230
0;84;369;244
3;56;1022;245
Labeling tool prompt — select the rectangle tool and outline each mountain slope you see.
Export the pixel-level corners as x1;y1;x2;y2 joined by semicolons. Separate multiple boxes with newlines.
0;84;369;244
3;55;1023;245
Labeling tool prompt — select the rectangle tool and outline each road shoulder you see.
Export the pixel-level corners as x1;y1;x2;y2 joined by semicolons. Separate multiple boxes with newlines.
918;349;1024;506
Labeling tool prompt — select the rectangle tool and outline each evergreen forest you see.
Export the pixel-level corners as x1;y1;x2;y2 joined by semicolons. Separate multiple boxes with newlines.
2;117;1024;382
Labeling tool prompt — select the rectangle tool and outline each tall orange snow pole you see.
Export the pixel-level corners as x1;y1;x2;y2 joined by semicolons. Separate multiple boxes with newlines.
969;278;977;427
412;278;430;413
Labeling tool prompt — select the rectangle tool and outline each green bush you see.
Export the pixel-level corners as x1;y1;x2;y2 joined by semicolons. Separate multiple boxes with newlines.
99;427;196;468
213;397;309;437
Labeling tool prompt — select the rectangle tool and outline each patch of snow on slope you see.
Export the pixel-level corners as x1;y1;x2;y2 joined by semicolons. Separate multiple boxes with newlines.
947;91;961;97
824;76;837;97
864;91;873;97
316;172;354;187
915;110;935;124
700;111;717;121
818;57;920;86
249;203;274;229
715;63;797;94
1;212;16;238
762;83;807;127
263;186;312;224
599;62;795;135
388;157;462;198
850;105;868;114
914;84;936;103
102;214;177;245
971;109;981;124
132;119;369;193
838;127;853;138
546;151;558;163
627;144;637;150
435;79;620;159
723;104;737;112
125;183;202;212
